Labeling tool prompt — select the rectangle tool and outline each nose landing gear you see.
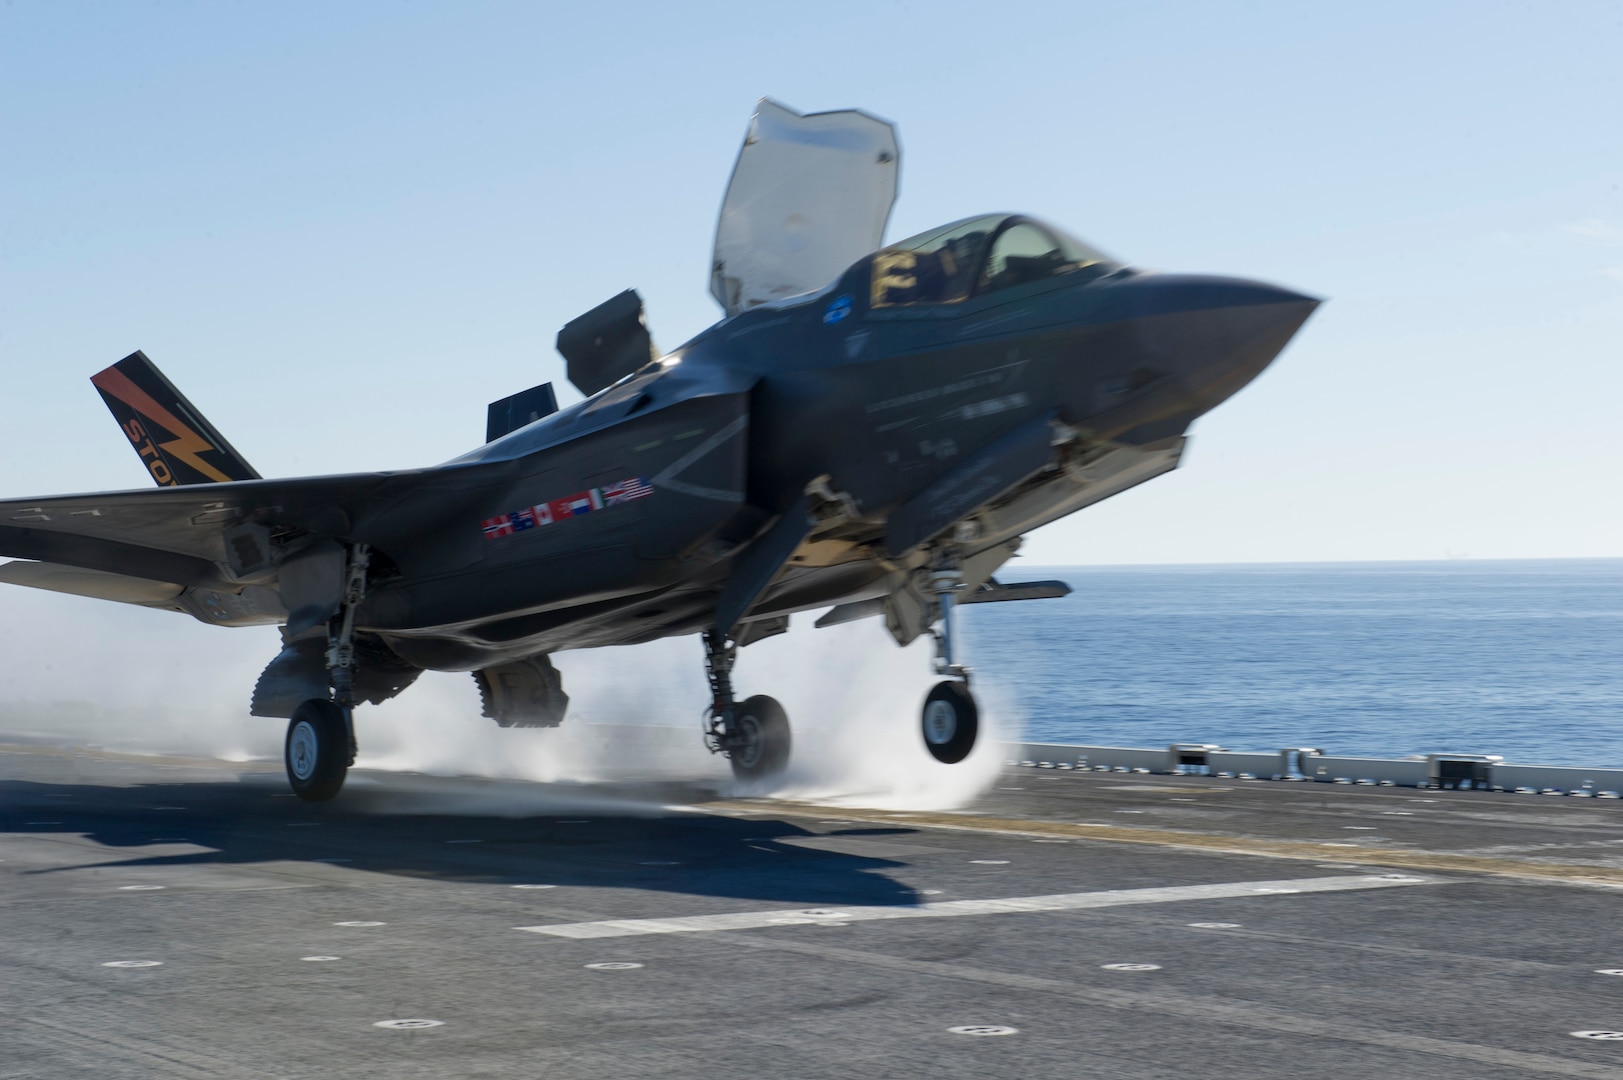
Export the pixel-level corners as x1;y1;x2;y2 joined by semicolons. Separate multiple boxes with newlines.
923;561;979;764
922;681;978;764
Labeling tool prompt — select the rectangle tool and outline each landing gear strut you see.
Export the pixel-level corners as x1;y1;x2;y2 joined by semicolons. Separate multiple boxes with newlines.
284;543;369;802
702;628;790;781
922;559;979;764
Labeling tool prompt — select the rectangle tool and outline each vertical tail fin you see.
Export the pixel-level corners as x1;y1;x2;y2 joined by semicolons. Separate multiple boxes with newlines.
90;350;261;487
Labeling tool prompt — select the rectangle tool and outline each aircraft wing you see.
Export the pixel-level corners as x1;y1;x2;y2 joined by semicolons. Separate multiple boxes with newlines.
0;470;439;591
710;99;899;316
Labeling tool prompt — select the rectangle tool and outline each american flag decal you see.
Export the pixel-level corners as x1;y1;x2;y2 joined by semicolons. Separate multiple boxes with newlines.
482;477;653;539
602;476;653;504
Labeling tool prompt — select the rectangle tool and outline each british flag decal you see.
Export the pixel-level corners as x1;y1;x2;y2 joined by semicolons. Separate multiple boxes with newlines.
482;478;652;540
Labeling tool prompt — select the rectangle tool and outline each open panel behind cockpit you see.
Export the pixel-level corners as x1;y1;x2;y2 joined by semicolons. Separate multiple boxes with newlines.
710;99;899;316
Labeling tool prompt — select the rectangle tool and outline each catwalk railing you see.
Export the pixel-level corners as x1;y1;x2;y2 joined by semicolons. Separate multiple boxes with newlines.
1006;741;1623;797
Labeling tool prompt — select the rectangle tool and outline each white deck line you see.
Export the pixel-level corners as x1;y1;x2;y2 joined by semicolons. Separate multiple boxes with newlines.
516;873;1432;939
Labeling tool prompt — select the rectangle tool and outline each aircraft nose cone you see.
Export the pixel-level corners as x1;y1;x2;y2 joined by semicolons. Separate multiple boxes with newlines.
1129;273;1319;317
1127;273;1320;407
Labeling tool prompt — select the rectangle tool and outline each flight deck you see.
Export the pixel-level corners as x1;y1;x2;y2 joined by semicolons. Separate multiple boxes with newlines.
4;744;1623;1078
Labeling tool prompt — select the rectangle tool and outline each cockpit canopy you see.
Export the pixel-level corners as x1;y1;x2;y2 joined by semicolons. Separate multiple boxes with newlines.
870;214;1114;308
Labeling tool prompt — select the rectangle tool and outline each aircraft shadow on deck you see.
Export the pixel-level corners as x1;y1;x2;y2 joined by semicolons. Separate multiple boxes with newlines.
0;773;931;907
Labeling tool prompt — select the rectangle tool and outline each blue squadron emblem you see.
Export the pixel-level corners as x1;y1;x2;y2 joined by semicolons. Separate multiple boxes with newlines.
823;294;853;325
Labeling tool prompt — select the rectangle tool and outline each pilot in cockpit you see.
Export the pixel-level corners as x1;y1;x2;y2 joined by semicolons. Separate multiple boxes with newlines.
872;230;989;306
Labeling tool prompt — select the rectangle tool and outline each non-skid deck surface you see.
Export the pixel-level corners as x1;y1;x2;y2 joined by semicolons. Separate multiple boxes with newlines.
4;746;1623;1078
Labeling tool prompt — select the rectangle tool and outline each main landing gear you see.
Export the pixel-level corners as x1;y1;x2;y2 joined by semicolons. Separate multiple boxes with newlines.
702;628;791;782
285;699;349;802
922;562;979;764
284;544;369;802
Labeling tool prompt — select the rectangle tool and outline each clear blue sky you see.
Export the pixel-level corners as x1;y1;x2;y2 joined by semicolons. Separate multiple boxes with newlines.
3;0;1620;564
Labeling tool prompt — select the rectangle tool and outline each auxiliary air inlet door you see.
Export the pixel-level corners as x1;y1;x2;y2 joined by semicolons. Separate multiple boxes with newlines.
710;99;900;316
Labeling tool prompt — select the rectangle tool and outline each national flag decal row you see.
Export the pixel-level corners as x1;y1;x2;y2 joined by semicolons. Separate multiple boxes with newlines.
482;477;652;539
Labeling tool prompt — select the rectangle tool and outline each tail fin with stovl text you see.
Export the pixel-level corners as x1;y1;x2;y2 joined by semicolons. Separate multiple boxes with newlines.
90;350;260;487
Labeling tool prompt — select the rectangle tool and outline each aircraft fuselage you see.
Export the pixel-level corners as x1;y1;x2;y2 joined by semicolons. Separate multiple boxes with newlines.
366;251;1316;673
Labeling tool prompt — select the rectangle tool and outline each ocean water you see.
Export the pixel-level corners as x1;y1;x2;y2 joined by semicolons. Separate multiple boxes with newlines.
960;559;1623;766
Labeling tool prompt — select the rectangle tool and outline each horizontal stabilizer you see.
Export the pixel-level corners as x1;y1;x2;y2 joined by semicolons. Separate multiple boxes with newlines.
486;382;558;442
0;559;287;627
90;351;260;487
0;559;184;607
0;466;457;591
556;290;657;397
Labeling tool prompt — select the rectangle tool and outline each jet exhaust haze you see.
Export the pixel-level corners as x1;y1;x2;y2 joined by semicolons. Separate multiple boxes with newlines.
0;590;1011;812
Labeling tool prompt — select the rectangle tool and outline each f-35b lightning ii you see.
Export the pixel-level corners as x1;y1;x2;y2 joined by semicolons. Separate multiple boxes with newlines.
0;100;1317;800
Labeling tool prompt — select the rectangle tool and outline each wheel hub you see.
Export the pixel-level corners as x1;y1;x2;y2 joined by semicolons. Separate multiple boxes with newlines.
924;699;958;745
731;714;763;768
288;720;320;781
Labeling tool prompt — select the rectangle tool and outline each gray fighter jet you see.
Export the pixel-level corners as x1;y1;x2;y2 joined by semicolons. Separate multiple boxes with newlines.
0;100;1317;800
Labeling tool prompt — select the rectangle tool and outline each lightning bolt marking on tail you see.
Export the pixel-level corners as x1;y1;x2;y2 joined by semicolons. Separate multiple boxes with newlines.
90;367;232;483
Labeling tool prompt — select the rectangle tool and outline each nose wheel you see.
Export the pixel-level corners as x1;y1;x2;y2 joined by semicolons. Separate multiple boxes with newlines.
921;559;980;764
922;680;979;764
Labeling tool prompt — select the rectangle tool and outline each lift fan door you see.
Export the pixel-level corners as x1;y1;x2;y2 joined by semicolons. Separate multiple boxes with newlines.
710;99;899;317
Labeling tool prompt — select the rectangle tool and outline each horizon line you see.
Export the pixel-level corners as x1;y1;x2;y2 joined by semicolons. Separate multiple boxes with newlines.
1018;555;1623;570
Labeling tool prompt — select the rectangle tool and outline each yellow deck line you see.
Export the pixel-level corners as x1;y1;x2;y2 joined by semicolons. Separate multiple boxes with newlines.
699;798;1623;888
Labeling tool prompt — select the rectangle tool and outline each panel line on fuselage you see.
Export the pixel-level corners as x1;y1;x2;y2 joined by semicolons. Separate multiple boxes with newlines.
650;415;749;501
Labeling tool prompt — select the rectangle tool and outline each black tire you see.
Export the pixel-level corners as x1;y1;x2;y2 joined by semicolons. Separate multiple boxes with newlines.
729;694;791;781
285;699;349;802
921;681;979;764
